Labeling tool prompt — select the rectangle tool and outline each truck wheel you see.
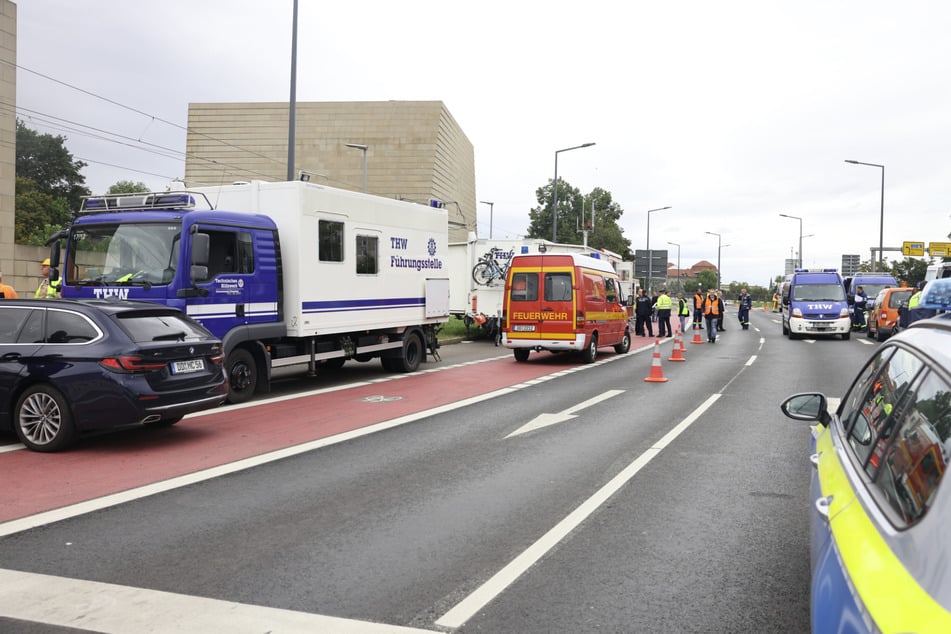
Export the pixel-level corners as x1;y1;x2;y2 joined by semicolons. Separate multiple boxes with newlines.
15;384;76;452
396;333;423;372
226;348;258;404
841;331;851;341
581;335;598;363
513;348;530;362
614;330;631;354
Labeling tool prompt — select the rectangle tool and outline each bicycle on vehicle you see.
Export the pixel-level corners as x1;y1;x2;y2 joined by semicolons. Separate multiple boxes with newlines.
471;248;511;286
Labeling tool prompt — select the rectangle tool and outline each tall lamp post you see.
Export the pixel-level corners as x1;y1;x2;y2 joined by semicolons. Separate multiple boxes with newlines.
345;143;368;193
845;159;885;272
480;201;494;239
705;231;723;290
552;143;596;242
779;213;803;268
667;241;681;292
646;206;672;292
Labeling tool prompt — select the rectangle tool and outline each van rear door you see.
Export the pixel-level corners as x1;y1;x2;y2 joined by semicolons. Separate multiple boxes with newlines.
505;255;576;342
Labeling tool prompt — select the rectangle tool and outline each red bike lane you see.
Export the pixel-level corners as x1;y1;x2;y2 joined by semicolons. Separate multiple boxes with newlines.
0;353;607;524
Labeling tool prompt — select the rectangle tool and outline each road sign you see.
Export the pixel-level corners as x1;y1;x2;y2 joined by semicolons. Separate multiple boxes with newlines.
930;242;951;257
903;241;925;256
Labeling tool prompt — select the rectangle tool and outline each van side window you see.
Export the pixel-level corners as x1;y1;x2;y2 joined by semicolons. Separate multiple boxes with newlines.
510;272;537;301
605;277;618;303
319;220;344;262
874;370;951;526
545;272;572;302
356;235;378;274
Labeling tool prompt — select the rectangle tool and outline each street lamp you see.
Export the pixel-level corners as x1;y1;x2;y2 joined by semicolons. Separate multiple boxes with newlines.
667;241;681;292
552;142;596;242
480;201;494;239
705;231;723;290
646;206;672;292
845;159;885;272
345;143;368;193
779;213;803;269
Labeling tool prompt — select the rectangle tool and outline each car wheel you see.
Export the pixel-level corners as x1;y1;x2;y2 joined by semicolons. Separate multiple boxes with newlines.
226;348;258;404
614;330;631;354
14;384;76;452
866;326;875;339
782;321;789;335
876;328;887;342
581;335;598;364
513;348;530;362
842;331;851;340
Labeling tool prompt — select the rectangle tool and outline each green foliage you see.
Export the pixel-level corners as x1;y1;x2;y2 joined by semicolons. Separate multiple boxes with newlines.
107;180;149;194
526;179;632;258
15;121;90;245
696;269;718;290
888;257;929;287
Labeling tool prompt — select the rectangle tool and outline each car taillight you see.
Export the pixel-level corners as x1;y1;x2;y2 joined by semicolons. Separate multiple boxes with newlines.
576;311;584;326
210;353;225;366
100;356;168;373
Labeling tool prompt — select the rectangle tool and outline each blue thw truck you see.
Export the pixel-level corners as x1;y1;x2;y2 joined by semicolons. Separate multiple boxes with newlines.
49;180;450;403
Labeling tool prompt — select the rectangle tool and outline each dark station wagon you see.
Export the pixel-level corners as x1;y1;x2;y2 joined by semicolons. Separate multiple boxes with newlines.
0;299;228;451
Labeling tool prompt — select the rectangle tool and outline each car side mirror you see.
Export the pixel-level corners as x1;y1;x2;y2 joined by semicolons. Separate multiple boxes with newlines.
781;393;832;427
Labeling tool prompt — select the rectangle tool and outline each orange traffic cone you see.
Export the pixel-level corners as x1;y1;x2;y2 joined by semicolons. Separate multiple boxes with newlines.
691;324;705;345
669;329;686;362
644;339;669;382
679;327;687;353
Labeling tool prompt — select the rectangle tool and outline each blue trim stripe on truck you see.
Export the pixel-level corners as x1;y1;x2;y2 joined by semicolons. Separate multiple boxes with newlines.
303;297;425;314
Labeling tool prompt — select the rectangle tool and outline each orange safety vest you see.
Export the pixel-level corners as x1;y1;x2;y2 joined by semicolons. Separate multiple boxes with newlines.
694;292;704;310
703;295;720;316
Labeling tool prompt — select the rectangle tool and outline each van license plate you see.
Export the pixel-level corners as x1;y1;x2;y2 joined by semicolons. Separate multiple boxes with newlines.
513;325;536;332
171;359;205;374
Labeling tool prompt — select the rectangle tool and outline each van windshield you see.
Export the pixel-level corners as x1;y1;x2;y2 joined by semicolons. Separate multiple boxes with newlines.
793;284;846;302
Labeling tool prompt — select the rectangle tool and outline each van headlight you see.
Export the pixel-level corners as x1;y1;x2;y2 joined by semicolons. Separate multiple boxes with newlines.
792;307;803;318
839;308;850;318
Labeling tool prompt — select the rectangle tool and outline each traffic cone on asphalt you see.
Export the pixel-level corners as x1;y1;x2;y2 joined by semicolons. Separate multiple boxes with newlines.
679;327;687;353
669;329;686;362
691;325;705;345
644;339;669;383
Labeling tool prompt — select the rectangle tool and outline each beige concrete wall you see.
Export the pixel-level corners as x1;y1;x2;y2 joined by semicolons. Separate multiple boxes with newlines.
184;101;476;242
0;1;17;294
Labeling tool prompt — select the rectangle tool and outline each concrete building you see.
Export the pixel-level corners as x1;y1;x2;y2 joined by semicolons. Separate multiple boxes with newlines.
0;1;17;292
184;101;476;242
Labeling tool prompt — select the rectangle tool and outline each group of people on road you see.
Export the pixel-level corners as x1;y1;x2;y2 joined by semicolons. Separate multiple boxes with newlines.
0;258;61;301
636;285;754;344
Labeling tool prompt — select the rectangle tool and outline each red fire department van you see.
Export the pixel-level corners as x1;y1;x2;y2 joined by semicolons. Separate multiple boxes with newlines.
501;252;632;363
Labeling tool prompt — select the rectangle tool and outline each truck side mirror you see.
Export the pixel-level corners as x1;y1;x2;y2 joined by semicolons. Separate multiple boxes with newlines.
191;232;210;266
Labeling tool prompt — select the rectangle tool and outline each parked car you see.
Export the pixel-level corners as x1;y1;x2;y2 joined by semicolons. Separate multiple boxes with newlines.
0;299;228;451
781;278;951;633
867;286;914;341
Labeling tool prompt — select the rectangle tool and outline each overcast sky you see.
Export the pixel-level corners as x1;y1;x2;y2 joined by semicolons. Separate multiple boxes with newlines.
14;0;951;286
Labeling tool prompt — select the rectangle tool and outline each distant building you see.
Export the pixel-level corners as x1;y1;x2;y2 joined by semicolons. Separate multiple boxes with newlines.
184;101;476;242
666;260;717;285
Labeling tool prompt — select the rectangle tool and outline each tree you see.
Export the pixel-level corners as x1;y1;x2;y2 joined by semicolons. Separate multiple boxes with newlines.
696;269;718;290
888;257;930;287
526;178;632;258
15;121;90;244
107;180;149;194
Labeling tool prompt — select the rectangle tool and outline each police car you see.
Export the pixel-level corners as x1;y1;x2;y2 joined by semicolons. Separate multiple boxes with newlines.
781;278;951;632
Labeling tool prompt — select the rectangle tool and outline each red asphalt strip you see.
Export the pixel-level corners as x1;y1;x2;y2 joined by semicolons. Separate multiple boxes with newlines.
0;353;604;523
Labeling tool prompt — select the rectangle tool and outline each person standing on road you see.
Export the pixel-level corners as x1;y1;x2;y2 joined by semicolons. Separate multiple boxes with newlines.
693;287;705;330
716;290;726;332
634;288;654;337
655;288;673;337
0;271;18;299
676;292;691;334
852;285;868;331
703;289;721;343
650;291;659;323
737;288;752;330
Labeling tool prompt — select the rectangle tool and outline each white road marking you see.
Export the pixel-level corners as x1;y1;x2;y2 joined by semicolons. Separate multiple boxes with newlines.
858;338;875;345
435;393;722;629
0;568;433;634
506;390;625;438
745;355;757;366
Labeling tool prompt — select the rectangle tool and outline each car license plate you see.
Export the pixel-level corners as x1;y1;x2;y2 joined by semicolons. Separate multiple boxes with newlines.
513;325;535;332
171;359;205;374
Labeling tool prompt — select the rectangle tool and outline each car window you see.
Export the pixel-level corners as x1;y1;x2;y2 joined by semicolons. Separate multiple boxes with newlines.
509;272;538;302
845;347;924;472
0;307;35;343
545;272;572;302
874;370;951;526
889;290;913;308
117;311;214;342
838;347;895;430
17;309;46;344
45;309;100;344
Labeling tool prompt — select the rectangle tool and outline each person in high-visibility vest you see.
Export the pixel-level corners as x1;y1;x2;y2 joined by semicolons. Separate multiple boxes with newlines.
0;271;18;299
34;258;60;299
676;292;691;334
655;288;673;337
693;287;705;330
703;289;721;343
906;281;936;326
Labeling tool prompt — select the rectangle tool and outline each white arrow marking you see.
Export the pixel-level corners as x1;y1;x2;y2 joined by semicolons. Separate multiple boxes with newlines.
505;390;625;438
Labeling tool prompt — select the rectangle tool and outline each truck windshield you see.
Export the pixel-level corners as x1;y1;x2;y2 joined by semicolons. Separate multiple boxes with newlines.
67;222;182;286
793;283;846;302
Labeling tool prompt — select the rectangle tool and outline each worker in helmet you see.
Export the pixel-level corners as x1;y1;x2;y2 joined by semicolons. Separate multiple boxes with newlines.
35;258;61;298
